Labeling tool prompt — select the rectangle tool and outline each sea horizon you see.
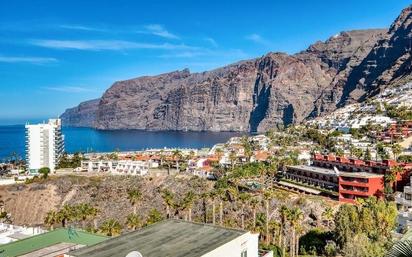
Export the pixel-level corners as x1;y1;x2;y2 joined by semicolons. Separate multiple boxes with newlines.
0;125;243;160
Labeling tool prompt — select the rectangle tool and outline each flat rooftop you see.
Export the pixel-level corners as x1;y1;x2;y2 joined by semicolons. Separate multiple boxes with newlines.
0;228;107;257
287;165;338;176
339;171;383;178
69;219;247;257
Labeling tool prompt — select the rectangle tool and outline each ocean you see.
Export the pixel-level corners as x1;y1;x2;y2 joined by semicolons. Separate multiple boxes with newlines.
0;125;243;160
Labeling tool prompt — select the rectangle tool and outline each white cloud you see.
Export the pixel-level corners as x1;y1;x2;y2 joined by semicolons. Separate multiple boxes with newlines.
204;37;218;47
58;24;107;32
159;48;248;59
42;86;95;93
0;56;57;64
141;24;180;39
30;39;196;51
245;33;271;46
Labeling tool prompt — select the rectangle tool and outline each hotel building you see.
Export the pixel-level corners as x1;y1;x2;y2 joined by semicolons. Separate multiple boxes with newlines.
25;119;64;174
284;154;412;203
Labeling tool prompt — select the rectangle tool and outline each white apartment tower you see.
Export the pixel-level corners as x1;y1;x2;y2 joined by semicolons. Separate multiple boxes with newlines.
25;119;64;174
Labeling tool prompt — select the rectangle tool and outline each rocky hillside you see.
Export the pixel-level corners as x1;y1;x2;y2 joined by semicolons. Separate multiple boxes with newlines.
0;175;334;231
61;5;412;132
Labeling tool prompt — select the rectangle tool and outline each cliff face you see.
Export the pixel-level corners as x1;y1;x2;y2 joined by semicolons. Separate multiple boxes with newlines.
60;99;99;127
61;5;412;132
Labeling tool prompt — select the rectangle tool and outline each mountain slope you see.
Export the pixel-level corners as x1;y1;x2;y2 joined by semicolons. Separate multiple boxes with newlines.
61;5;412;132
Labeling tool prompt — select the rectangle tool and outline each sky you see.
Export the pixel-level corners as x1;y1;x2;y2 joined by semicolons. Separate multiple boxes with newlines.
0;0;411;124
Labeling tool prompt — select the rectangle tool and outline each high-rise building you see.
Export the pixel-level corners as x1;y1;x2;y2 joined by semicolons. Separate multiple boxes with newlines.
25;119;64;174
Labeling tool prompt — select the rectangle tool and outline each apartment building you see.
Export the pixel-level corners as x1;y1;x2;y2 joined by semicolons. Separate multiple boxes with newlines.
81;159;156;175
25;119;64;174
396;176;412;232
284;154;411;203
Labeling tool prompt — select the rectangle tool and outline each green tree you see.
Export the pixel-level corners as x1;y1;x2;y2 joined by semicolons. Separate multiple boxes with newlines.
334;197;396;252
181;191;196;221
364;148;372;161
76;203;98;228
172;149;182;172
145;209;164;225
161;189;175;219
99;218;122;236
38;167;50;179
241;136;253;162
127;189;142;215
238;193;251;230
126;214;141;231
391;144;403;161
44;210;60;230
322;207;334;228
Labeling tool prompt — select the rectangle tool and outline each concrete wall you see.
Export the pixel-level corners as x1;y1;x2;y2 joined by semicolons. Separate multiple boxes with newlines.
203;232;259;257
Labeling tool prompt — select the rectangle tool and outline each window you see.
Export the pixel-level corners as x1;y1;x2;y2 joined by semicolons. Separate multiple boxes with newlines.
241;250;247;257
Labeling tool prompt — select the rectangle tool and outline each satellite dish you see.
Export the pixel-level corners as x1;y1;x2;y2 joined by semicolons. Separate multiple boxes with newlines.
126;251;143;257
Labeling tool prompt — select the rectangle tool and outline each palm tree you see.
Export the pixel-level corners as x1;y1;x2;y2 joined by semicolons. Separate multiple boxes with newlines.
161;189;175;219
249;197;259;231
241;136;253;162
181;191;196;221
127;189;142;215
391;143;403;161
238;193;251;230
322;207;334;228
58;204;76;228
159;150;165;167
44;210;59;230
100;219;122;236
229;151;237;169
208;190;217;225
279;205;290;257
76;203;96;228
215;148;224;161
263;190;273;244
389;165;404;191
216;188;226;226
288;207;303;257
126;214;141;231
172;149;182;172
89;206;100;230
99;218;122;236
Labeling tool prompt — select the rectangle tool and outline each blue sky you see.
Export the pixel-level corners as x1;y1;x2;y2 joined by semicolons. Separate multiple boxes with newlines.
0;0;410;124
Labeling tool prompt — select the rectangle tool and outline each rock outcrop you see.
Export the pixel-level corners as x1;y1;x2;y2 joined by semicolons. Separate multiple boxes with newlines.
60;99;99;127
61;5;412;132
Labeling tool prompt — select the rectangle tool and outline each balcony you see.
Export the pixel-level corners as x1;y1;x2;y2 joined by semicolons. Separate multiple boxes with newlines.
396;196;412;207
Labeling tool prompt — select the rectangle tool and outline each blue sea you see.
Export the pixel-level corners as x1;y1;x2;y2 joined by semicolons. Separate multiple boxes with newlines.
0;125;242;160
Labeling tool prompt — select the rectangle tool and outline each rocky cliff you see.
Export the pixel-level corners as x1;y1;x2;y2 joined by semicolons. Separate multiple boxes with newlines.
60;99;99;127
61;5;412;132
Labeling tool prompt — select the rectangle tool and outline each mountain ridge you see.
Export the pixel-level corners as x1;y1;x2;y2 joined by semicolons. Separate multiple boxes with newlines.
61;5;412;132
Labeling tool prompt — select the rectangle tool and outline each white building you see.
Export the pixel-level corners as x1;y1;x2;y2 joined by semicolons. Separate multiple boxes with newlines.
396;177;412;232
25;119;64;174
0;223;46;244
81;160;156;176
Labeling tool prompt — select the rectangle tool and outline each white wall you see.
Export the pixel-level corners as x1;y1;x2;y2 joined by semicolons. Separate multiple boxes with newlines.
203;232;259;257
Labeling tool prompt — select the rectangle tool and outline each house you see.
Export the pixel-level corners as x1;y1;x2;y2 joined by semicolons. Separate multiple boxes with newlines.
66;220;272;257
